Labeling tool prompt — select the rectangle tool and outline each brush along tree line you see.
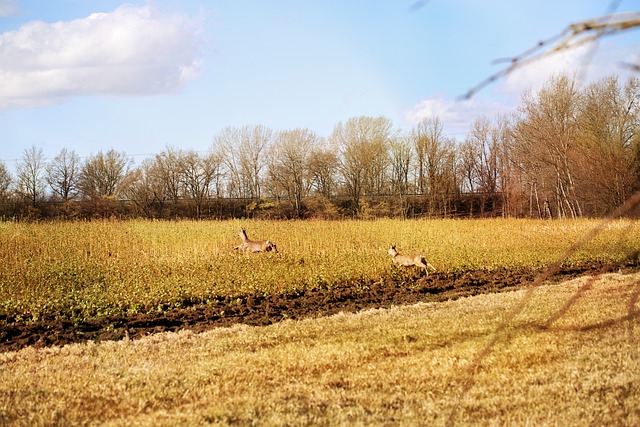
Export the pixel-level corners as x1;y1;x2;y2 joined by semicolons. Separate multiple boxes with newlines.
2;74;640;220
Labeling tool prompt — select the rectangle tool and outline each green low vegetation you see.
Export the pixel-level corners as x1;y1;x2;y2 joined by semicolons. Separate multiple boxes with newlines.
1;218;639;323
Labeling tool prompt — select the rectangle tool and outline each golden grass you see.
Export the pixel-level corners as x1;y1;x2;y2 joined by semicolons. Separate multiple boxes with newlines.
1;272;638;426
1;218;639;425
1;218;639;322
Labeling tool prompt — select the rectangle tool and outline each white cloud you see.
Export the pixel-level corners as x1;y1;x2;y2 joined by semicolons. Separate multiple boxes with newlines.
500;31;640;97
498;46;590;96
404;96;464;125
491;38;640;98
0;0;17;17
0;4;202;109
402;49;585;138
403;95;511;138
404;40;640;138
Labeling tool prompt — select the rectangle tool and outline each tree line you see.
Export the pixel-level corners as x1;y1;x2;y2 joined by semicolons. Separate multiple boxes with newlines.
1;74;640;220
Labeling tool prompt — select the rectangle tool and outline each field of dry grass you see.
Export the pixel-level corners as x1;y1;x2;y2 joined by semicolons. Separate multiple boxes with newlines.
1;218;639;425
1;271;638;426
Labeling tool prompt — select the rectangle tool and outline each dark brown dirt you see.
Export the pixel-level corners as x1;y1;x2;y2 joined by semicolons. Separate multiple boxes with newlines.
0;260;635;353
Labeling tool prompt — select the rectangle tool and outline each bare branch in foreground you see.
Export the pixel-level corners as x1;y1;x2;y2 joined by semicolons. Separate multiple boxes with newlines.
462;12;640;99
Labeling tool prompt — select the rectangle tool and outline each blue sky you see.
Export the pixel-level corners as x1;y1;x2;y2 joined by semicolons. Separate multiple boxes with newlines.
1;0;639;169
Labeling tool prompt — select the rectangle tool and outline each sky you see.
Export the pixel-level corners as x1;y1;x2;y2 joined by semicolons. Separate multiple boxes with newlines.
1;0;639;170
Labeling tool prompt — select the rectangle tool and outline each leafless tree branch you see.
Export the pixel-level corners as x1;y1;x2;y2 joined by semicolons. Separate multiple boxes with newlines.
462;11;640;99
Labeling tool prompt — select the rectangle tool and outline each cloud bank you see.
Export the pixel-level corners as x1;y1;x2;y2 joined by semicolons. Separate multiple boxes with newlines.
0;4;202;109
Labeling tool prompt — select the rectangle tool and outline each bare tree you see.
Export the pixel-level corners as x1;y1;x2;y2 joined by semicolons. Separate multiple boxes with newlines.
266;128;317;217
389;133;413;217
125;158;167;217
0;161;12;201
457;137;480;216
494;114;518;217
467;117;499;215
437;143;459;217
214;127;242;198
308;145;339;198
180;150;223;218
79;149;132;199
46;148;80;201
458;137;479;194
389;133;412;196
215;125;272;199
412;116;443;195
332;116;392;213
410;117;456;215
239;125;271;199
467;114;518;217
154;147;186;205
16;145;47;207
513;74;583;218
576;76;640;214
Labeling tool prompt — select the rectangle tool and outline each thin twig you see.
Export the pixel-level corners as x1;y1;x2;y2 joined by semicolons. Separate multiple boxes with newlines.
462;12;640;99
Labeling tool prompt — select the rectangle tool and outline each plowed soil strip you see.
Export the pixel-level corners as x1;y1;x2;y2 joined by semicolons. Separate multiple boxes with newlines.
0;261;634;353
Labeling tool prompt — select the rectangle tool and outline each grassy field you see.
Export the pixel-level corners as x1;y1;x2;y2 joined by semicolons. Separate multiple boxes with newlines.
1;218;639;323
1;218;639;425
1;271;638;426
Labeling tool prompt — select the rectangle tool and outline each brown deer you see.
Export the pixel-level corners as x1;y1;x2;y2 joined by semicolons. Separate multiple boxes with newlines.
388;244;436;275
234;227;279;253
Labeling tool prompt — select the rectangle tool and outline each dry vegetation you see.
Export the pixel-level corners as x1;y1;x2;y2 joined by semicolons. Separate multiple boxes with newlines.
1;218;639;425
1;271;638;426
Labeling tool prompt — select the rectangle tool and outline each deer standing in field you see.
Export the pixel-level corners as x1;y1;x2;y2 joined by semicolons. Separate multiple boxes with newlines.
388;244;436;275
234;227;279;253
